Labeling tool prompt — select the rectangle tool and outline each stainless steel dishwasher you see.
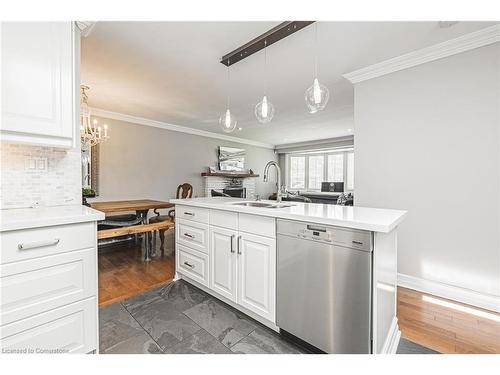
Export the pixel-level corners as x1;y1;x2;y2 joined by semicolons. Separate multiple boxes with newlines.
277;219;373;354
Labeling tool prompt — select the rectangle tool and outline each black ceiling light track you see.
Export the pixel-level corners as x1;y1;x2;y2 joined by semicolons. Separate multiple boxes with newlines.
220;21;315;66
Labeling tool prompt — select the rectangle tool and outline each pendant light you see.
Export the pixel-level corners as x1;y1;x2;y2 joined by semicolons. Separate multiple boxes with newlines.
255;40;275;124
219;60;237;133
305;23;329;114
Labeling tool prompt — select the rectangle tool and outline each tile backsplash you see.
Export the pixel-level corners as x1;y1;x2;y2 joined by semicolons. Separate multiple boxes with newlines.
0;142;81;209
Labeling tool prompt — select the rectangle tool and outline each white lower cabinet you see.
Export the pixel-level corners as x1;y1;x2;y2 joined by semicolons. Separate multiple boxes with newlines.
0;221;98;353
0;297;97;354
177;244;209;287
177;208;277;325
209;226;237;302
237;233;276;322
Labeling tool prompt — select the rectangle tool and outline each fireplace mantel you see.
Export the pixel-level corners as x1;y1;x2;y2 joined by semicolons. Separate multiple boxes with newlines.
201;171;259;178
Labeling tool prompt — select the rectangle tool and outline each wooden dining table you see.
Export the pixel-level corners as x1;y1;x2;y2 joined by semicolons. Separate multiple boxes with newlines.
90;199;175;261
90;199;174;224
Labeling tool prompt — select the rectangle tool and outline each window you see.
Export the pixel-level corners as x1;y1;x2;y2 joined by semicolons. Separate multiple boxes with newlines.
308;155;324;189
289;156;305;189
346;151;354;191
327;154;344;182
286;148;354;192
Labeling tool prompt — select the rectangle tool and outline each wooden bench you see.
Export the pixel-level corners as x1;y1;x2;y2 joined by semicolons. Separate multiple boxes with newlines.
97;220;175;261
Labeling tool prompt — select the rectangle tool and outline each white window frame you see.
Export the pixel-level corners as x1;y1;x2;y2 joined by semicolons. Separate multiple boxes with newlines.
285;148;354;192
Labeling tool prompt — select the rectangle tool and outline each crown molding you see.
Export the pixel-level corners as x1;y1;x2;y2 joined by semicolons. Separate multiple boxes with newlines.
75;21;96;37
89;108;275;149
343;24;500;84
274;135;354;153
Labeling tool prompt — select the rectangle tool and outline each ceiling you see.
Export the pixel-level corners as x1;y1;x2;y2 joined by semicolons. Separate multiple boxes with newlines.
81;21;495;146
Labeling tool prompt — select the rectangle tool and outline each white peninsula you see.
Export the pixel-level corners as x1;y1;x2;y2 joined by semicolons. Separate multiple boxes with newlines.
169;197;407;354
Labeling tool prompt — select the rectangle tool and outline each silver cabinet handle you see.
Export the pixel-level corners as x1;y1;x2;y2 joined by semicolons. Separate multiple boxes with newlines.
184;212;194;216
184;233;194;239
183;261;195;268
237;235;242;255
18;238;60;250
230;234;235;253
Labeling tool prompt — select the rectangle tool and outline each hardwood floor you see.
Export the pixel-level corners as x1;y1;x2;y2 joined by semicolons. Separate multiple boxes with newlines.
397;287;500;354
98;240;175;307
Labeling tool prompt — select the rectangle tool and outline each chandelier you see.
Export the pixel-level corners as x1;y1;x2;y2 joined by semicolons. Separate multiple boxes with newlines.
80;85;109;147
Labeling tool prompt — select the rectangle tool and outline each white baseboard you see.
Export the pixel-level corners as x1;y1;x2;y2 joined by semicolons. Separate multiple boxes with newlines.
380;317;401;354
398;273;500;313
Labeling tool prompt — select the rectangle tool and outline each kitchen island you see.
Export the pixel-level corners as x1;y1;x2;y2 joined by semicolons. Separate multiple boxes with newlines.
169;197;407;354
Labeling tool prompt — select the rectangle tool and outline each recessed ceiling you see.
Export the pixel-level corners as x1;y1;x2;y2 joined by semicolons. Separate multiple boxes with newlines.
81;21;495;146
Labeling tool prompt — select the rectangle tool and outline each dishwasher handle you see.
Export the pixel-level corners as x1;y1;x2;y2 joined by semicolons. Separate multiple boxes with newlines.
306;224;327;232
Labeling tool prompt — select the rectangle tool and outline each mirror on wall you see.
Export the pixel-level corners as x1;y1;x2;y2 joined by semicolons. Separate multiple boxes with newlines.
81;142;99;196
218;146;245;171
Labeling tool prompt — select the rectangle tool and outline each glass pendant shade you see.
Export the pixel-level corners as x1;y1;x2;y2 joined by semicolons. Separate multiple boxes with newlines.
219;109;237;133
305;78;329;113
255;95;275;124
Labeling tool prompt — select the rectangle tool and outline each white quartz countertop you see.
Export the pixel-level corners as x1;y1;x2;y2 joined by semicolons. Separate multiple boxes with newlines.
170;197;407;233
0;205;105;232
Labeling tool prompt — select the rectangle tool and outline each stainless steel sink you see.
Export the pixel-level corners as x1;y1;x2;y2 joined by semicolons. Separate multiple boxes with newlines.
231;201;294;209
232;202;275;208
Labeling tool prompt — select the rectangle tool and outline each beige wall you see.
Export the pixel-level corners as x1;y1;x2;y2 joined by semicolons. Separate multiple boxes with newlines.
87;116;278;210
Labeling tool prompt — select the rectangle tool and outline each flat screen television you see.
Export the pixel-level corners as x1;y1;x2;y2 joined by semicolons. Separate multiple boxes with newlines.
321;182;344;193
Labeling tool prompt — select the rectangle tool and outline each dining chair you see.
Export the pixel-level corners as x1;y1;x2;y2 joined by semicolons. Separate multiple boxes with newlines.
149;183;193;255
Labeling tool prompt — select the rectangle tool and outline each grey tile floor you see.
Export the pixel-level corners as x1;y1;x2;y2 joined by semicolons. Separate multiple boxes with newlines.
99;279;437;354
99;280;306;354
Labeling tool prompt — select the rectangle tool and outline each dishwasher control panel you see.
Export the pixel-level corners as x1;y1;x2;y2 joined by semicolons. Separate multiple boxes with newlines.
299;225;333;242
278;219;373;252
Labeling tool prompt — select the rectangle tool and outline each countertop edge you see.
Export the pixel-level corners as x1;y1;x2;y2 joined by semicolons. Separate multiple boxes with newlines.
170;199;407;233
0;206;105;232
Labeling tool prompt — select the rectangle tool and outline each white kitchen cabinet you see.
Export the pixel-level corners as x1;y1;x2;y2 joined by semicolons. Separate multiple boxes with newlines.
209;226;237;302
0;206;103;354
175;205;277;326
237;233;276;322
0;297;97;354
1;22;79;148
177;244;209;287
176;218;209;254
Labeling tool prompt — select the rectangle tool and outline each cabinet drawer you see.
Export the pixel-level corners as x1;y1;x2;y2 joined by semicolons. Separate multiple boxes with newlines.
1;248;97;326
176;219;209;254
177;244;208;286
210;209;238;230
1;222;95;265
0;297;97;354
239;213;276;238
176;205;209;224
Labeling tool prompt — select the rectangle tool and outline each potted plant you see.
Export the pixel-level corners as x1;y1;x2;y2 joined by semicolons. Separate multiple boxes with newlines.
82;187;96;206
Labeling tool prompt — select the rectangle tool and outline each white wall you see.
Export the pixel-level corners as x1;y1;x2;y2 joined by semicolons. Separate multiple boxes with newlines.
354;44;500;303
88;117;278;206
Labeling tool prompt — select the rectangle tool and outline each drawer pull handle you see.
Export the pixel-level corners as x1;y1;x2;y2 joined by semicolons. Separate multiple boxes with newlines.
184;233;194;239
18;238;60;250
183;261;195;268
184;212;195;216
352;240;363;245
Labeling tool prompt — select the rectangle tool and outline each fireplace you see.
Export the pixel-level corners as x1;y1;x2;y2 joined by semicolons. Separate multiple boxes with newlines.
202;172;257;199
222;186;246;198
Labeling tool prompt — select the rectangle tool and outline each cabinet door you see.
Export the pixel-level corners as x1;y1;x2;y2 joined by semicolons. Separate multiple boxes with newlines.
210;226;238;302
237;233;276;322
1;22;75;147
